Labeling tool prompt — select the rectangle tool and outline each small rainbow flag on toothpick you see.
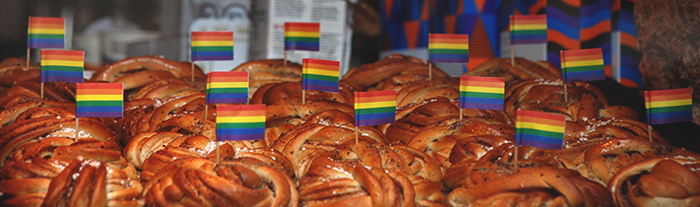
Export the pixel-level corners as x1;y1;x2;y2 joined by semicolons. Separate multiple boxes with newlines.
560;48;605;83
41;49;84;83
76;83;123;118
28;17;65;49
191;31;234;61
644;88;693;125
428;34;469;63
302;58;339;93
354;90;396;126
284;22;320;51
515;110;566;150
509;15;547;45
216;104;266;141
206;71;249;104
459;76;505;110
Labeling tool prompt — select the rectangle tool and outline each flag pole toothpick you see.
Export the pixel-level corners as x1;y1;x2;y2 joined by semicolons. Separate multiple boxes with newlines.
647;125;653;142
216;141;221;164
510;45;515;67
429;63;432;81
204;104;209;120
459;108;463;120
284;51;287;67
513;145;519;172
191;62;195;82
26;49;31;71
40;82;44;99
75;117;79;142
355;126;359;145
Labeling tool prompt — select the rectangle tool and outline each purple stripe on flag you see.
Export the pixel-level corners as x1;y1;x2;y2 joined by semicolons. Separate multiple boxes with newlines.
303;84;338;93
519;139;562;150
356;117;394;126
192;56;234;61
459;102;503;110
512;39;548;44
217;134;263;141
565;74;606;82
28;43;64;48
206;98;248;104
428;58;471;63
42;76;83;83
650;116;693;125
76;111;122;118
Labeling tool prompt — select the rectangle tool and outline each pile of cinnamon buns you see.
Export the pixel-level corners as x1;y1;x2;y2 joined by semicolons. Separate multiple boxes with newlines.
0;54;698;207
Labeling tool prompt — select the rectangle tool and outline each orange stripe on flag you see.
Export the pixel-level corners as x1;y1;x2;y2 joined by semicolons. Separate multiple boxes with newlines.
356;95;396;103
76;83;122;90
217;108;266;117
209;76;248;83
76;89;122;95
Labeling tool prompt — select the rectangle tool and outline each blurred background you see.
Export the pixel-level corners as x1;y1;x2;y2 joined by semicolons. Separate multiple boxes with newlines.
0;0;381;74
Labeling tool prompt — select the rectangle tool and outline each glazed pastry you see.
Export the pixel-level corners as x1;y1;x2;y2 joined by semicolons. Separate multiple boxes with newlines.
143;157;298;207
608;158;700;206
91;55;206;90
231;59;303;97
343;54;449;89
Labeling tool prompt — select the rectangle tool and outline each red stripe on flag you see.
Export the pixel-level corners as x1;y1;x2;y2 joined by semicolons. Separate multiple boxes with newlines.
76;83;122;90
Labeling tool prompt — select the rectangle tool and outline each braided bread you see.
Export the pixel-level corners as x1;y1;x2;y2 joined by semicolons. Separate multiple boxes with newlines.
465;57;561;88
447;167;612;207
232;59;303;97
298;140;445;206
91;55;205;90
608;158;700;206
343;54;449;90
505;79;608;122
0;57;40;87
144;157;298;207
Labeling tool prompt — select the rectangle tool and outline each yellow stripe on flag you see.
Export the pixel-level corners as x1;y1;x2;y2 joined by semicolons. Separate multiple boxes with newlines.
209;82;248;88
646;99;692;108
217;116;266;123
429;43;469;50
28;28;64;34
511;24;547;30
41;60;83;67
285;31;320;38
305;68;339;77
515;122;565;133
76;94;123;101
460;86;504;93
355;101;395;109
192;41;233;47
562;59;604;68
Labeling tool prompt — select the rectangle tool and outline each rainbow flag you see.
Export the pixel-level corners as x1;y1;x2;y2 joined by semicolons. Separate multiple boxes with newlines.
459;76;505;110
302;58;339;93
515;110;566;150
41;49;84;83
510;15;547;45
284;22;320;51
644;88;693;125
354;90;396;126
28;17;65;49
76;83;123;117
191;31;234;61
428;33;469;63
206;71;248;104
216;104;265;141
560;48;605;82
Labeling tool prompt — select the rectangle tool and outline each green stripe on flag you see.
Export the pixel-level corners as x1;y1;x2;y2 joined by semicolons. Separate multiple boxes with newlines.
28;34;64;39
650;105;692;113
428;49;469;54
355;107;395;115
517;128;563;138
217;122;265;129
303;74;337;82
207;88;248;94
460;91;502;99
42;66;82;72
192;46;232;51
76;101;123;107
284;37;319;42
509;30;547;35
564;65;603;72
